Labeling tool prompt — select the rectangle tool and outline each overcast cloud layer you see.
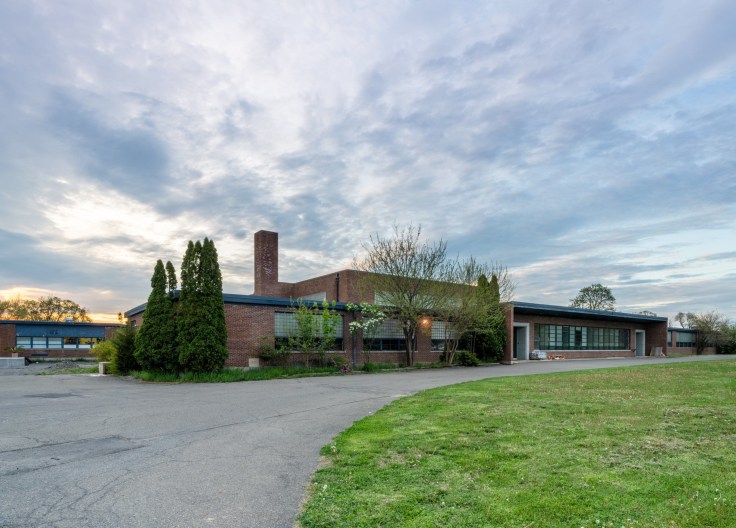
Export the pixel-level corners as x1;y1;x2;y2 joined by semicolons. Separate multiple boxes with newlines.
1;0;735;322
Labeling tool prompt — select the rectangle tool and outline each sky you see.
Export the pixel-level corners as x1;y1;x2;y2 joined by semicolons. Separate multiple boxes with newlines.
1;0;735;324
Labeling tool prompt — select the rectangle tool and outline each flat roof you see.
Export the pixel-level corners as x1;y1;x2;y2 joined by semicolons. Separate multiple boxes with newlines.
0;320;122;327
124;294;351;317
512;301;668;323
126;295;669;325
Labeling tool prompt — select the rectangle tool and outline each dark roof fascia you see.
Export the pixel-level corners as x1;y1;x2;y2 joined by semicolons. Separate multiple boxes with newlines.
124;303;149;318
667;327;698;333
124;294;352;317
224;294;351;310
512;301;668;324
0;320;123;327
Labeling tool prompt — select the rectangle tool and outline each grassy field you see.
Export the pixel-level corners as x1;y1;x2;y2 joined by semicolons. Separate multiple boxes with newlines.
299;360;736;528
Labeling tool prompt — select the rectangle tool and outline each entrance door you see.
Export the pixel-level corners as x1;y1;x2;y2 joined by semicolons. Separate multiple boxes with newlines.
513;323;529;360
635;330;645;356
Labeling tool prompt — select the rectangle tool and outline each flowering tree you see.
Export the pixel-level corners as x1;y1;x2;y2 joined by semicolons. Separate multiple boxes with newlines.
346;302;386;366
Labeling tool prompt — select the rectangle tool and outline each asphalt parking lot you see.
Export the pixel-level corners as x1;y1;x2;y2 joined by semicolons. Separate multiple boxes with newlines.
0;355;731;528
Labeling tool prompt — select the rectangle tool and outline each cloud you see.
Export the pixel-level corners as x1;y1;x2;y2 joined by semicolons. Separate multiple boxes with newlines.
0;0;735;322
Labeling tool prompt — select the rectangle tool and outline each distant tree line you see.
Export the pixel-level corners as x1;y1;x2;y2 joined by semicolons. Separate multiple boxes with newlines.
0;296;91;322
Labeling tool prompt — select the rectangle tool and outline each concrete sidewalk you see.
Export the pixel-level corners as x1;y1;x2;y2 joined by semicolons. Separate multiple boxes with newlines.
0;355;731;528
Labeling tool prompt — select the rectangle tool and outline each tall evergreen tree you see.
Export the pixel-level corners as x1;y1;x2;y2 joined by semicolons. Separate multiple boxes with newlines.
165;261;177;297
134;260;179;372
489;273;501;304
178;238;228;373
465;273;506;361
111;324;139;374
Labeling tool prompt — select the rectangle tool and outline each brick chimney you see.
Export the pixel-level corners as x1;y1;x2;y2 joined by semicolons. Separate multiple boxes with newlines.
254;230;278;296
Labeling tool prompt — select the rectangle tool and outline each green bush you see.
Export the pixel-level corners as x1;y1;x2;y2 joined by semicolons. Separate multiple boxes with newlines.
258;338;291;366
112;325;139;374
92;340;116;363
717;327;736;354
328;355;348;367
455;350;480;366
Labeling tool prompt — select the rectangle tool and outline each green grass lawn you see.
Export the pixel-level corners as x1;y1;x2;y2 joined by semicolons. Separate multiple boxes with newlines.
299;360;736;528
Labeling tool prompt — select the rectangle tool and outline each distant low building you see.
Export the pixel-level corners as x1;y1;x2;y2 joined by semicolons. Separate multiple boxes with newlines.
667;327;716;355
0;320;122;359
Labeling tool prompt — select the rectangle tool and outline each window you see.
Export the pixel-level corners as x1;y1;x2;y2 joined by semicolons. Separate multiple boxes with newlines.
534;324;630;351
16;335;102;349
676;332;696;348
430;321;451;351
364;319;406;351
274;312;344;350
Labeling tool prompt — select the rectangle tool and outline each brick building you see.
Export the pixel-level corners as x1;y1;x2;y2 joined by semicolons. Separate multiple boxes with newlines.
122;230;680;367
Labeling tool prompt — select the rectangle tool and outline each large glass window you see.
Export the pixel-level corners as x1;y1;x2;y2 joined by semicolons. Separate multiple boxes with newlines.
16;335;102;349
364;319;406;351
534;324;630;351
430;321;451;351
274;312;344;350
676;332;696;348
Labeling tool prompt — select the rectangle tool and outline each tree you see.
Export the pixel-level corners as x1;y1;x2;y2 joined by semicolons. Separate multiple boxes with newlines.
287;300;341;366
135;260;179;373
346;302;386;366
178;238;228;373
674;311;697;329
570;284;616;311
464;273;508;362
689;311;730;354
433;258;500;365
354;224;513;367
111;325;139;374
719;326;736;355
0;295;91;321
354;225;450;366
165;261;177;296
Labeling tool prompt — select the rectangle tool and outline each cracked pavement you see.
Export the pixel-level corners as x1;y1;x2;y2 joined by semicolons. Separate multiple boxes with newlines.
0;355;731;527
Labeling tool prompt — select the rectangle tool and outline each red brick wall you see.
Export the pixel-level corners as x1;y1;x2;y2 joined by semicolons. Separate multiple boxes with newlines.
224;304;278;367
221;303;442;367
291;273;339;301
0;323;16;355
269;269;373;303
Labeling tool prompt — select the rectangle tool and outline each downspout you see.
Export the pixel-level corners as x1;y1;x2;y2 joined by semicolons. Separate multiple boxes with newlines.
335;273;340;301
